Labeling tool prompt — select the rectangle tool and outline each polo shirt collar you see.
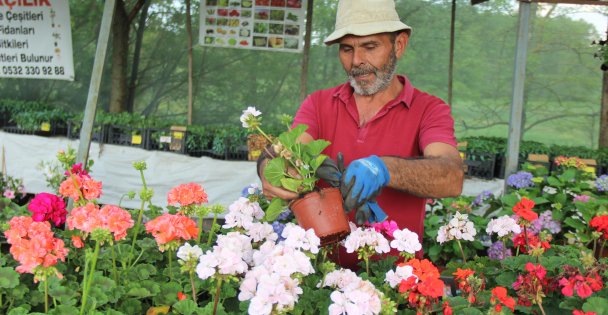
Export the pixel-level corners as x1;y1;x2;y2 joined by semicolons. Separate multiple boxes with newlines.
332;75;414;108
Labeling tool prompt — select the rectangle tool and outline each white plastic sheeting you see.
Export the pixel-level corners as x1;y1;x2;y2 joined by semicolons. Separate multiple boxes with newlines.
0;131;260;210
0;131;504;213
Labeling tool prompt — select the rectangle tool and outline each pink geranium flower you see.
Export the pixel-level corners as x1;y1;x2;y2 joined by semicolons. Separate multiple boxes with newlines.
59;174;102;202
167;182;208;207
145;213;199;251
4;216;68;279
3;189;15;199
27;193;67;227
67;203;134;242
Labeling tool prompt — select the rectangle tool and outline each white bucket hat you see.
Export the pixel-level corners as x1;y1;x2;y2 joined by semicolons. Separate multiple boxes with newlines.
324;0;412;45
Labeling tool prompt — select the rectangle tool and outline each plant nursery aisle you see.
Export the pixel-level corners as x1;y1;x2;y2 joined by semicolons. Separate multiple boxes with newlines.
0;131;503;210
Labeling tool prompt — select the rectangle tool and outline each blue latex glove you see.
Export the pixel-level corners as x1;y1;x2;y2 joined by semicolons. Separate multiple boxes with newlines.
341;155;390;211
315;154;387;224
355;199;388;225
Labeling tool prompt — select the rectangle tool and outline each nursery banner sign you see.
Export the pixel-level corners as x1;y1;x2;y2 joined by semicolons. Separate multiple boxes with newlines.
0;0;74;80
199;0;307;53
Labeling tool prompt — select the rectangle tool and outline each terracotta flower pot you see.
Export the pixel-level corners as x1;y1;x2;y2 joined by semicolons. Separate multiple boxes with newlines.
289;187;350;246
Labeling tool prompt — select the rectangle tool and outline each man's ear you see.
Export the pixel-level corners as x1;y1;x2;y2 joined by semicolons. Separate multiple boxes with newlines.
395;32;409;58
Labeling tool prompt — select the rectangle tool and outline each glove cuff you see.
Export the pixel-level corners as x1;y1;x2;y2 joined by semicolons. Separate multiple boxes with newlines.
369;155;390;185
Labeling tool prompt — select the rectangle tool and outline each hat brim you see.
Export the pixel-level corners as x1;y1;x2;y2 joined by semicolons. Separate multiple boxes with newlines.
324;21;411;45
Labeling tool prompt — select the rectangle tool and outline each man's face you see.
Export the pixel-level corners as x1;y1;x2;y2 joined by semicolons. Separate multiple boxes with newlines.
338;33;398;96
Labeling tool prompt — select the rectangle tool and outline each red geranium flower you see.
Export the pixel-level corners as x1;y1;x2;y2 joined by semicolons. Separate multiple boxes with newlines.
513;197;538;222
491;286;515;312
590;215;608;239
27;192;67;227
573;310;596;315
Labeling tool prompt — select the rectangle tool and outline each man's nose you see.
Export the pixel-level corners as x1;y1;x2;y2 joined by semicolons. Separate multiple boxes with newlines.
352;48;365;67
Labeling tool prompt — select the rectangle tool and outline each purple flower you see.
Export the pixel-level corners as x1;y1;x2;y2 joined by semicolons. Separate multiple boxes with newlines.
506;172;534;189
528;210;561;234
596;175;608;192
272;221;286;241
471;190;494;207
573;194;591;203
276;209;292;221
487;241;512;260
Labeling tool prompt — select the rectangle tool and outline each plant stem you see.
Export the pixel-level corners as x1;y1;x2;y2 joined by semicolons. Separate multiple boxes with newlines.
502;238;508;260
128;169;149;267
213;278;223;315
365;256;370;276
168;251;173;282
44;274;48;313
456;240;467;264
523;225;530;254
111;243;118;284
593;238;598;259
600;239;606;258
537;300;547;315
189;271;198;304
197;213;204;244
254;127;273;144
207;213;218;247
80;241;100;315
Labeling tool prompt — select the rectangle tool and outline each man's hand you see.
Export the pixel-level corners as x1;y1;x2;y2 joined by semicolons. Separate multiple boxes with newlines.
258;157;300;201
341;155;390;210
315;153;345;188
354;199;388;225
316;153;388;224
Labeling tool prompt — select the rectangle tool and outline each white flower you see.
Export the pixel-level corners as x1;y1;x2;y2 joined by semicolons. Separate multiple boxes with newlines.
542;186;558;195
246;222;278;243
323;269;383;315
282;223;320;254
176;242;203;262
385;265;417;288
223;197;265;229
436;211;477;243
486;215;521;238
195;232;253;280
240;106;262;128
343;227;390;254
390;228;421;254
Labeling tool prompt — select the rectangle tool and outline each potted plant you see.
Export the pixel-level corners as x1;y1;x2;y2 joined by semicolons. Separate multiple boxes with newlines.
239;106;350;245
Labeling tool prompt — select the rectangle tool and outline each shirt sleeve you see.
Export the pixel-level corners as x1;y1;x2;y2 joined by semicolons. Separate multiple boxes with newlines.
292;93;319;139
418;101;457;152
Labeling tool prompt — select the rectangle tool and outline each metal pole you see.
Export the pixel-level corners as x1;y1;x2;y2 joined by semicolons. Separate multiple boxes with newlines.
504;0;532;184
76;0;116;166
299;0;314;102
448;0;456;106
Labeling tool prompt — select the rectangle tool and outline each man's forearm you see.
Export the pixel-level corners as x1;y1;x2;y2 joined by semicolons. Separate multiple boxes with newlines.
381;155;464;198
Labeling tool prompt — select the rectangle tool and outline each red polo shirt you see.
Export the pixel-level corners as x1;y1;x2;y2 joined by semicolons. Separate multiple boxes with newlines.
293;75;457;269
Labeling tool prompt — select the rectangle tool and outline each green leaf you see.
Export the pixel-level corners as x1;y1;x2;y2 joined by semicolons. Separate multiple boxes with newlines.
0;266;19;289
564;217;587;232
7;307;30;315
495;271;517;287
460;308;484;315
172;300;200;315
127;286;152;298
134;263;158;280
264;157;286;187
546;176;562;187
47;305;80;315
304;139;330;157
263;198;285;222
280;177;302;193
583;297;608;315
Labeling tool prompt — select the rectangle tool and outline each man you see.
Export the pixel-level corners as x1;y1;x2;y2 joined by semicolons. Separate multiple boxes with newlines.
258;0;464;268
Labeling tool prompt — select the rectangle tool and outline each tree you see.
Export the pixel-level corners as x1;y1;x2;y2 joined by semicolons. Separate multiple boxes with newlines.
109;0;147;113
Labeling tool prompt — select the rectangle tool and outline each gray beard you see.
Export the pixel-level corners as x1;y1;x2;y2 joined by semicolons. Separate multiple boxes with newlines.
348;50;398;96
